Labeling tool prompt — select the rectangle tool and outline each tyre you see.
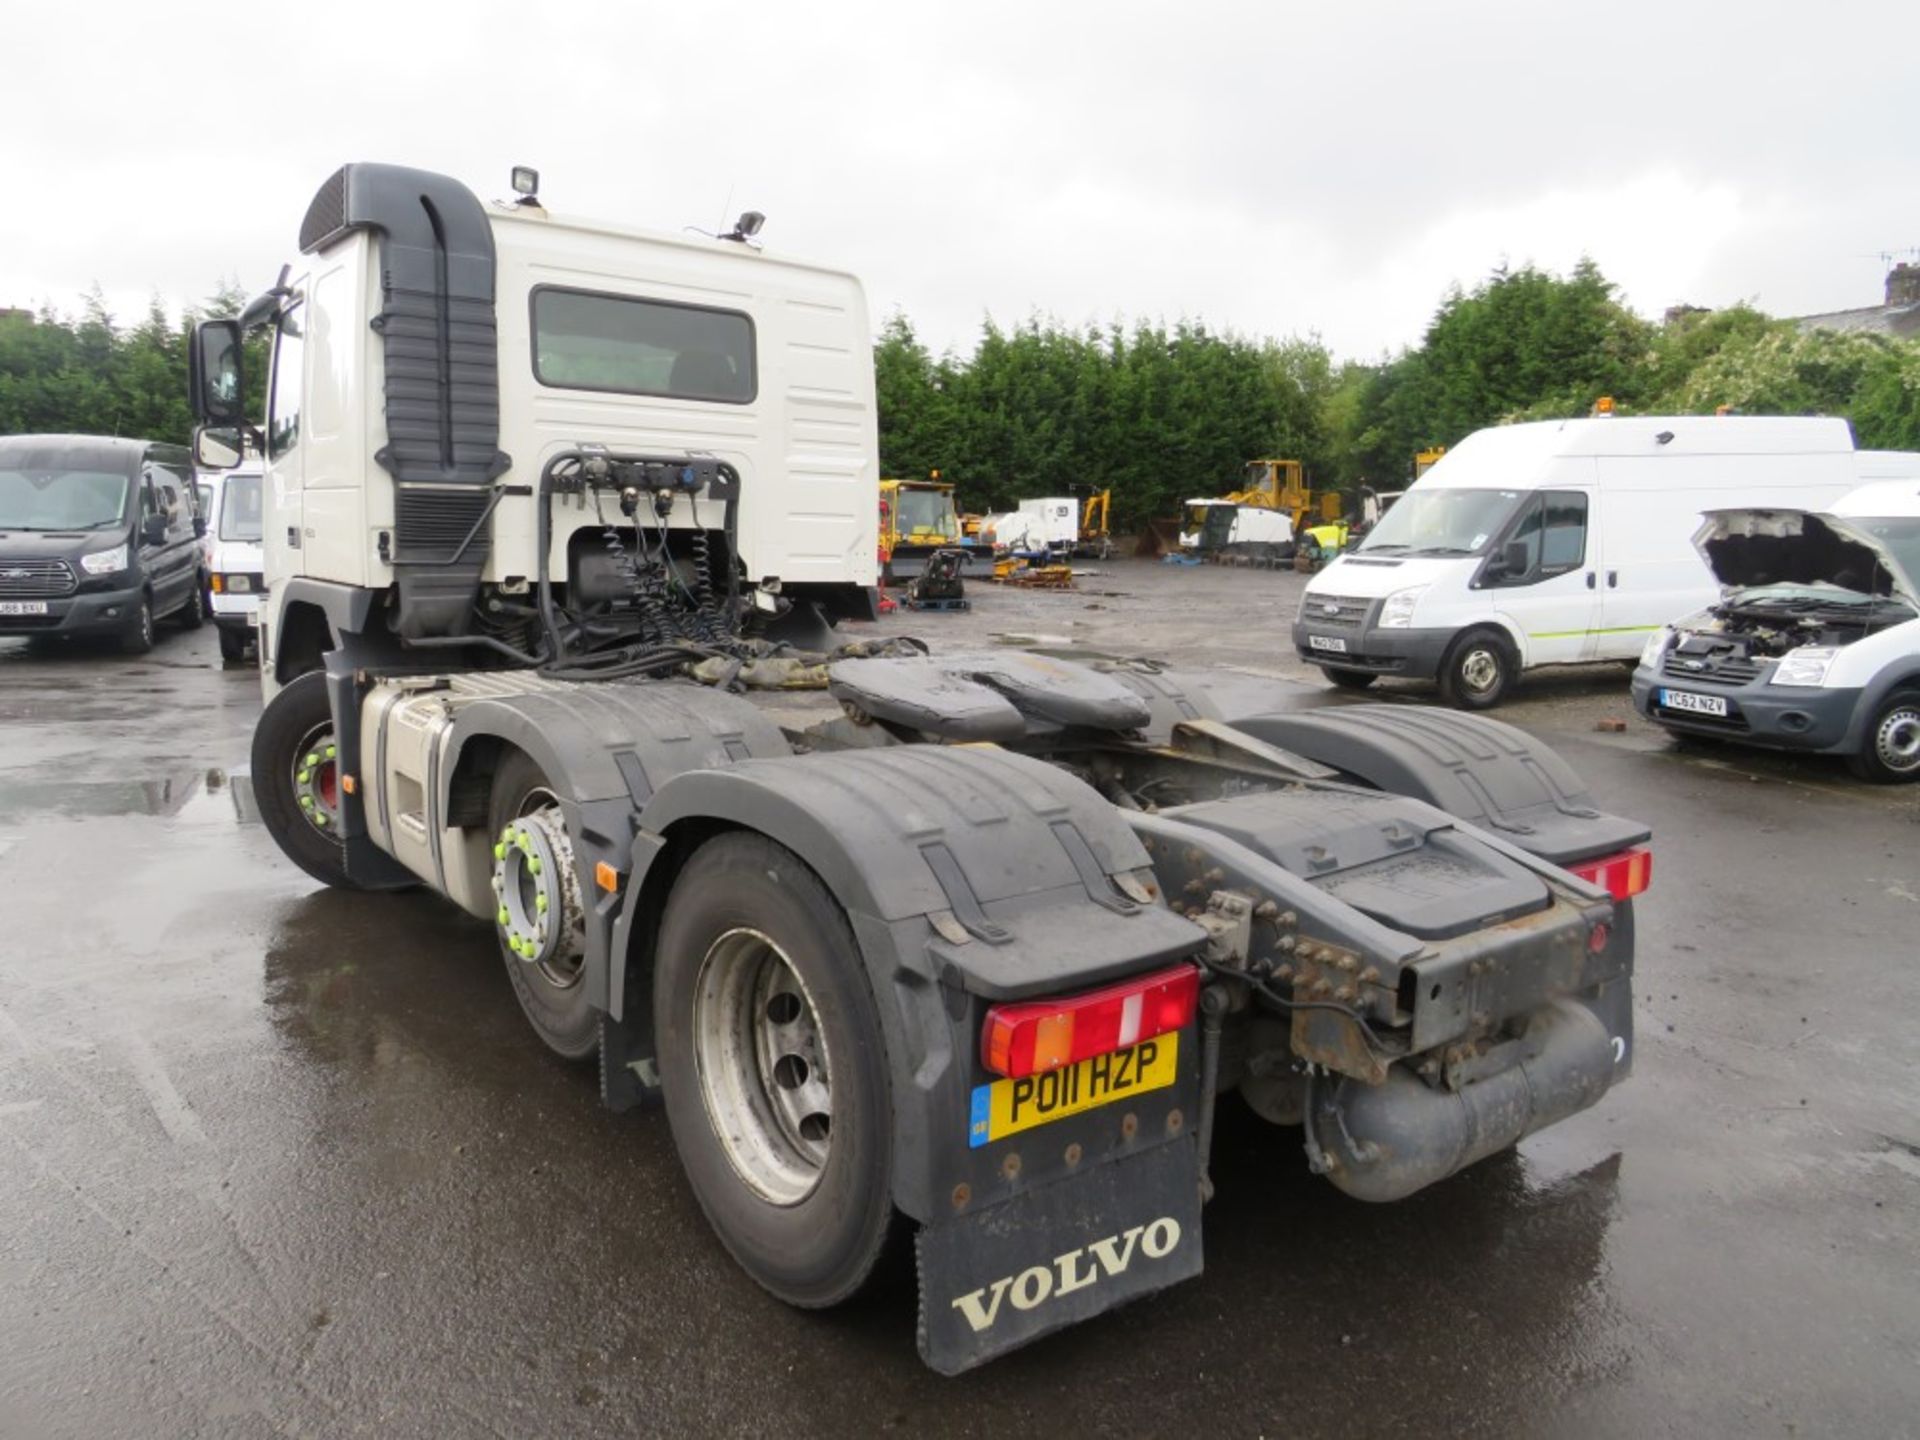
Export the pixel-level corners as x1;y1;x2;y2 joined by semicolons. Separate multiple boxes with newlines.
1439;630;1516;710
489;750;599;1060
250;670;359;888
1847;690;1920;785
120;593;154;655
1323;667;1378;691
655;831;896;1308
175;580;206;629
218;625;249;662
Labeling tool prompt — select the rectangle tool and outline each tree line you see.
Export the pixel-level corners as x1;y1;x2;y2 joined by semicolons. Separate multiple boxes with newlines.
7;264;1917;529
880;259;1920;526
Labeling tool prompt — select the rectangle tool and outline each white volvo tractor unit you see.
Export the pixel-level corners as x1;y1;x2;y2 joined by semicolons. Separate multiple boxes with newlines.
191;164;1653;1374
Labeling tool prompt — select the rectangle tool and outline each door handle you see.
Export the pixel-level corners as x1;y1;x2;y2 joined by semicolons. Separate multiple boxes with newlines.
1608;570;1618;588
1586;572;1596;589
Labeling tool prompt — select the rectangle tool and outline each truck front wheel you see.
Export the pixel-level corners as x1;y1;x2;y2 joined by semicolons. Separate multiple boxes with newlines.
250;670;358;888
654;832;897;1308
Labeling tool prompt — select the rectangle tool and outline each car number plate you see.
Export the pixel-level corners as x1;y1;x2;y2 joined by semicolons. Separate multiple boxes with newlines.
969;1035;1178;1148
1307;634;1349;654
1660;688;1728;717
0;601;49;616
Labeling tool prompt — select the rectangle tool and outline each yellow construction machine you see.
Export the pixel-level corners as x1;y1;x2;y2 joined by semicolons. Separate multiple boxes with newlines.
1231;459;1342;531
1074;489;1114;559
879;474;990;580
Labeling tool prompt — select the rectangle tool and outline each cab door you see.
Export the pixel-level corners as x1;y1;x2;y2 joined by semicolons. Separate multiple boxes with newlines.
262;286;307;588
1484;488;1599;665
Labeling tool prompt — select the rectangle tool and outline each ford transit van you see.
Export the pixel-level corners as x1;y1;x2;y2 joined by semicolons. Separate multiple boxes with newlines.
0;435;208;654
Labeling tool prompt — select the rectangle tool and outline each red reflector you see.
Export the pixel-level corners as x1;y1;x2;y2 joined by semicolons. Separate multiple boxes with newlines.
981;963;1200;1078
1567;846;1653;901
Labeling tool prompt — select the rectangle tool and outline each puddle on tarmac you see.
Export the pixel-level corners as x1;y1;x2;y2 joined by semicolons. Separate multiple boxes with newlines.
0;767;257;823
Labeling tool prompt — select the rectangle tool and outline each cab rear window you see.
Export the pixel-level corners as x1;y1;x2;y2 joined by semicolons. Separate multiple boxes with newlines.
531;287;756;403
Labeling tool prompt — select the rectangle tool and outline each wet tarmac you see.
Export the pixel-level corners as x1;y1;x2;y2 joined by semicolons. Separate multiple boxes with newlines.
2;564;1917;1437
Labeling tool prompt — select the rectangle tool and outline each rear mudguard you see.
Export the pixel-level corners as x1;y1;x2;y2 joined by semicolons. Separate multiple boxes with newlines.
1229;704;1649;866
1101;664;1650;867
622;744;1209;1224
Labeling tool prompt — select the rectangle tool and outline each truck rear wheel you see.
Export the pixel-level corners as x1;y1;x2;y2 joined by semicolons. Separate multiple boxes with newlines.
251;670;358;888
488;750;599;1060
654;831;896;1308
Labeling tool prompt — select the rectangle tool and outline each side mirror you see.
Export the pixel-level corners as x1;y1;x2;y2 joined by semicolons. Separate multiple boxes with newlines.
193;424;243;471
1500;540;1532;577
142;514;169;546
190;319;245;424
193;516;209;540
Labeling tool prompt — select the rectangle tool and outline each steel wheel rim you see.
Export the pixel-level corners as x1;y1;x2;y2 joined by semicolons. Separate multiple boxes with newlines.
290;721;339;835
1876;707;1920;772
692;927;832;1206
501;790;584;989
1460;647;1500;694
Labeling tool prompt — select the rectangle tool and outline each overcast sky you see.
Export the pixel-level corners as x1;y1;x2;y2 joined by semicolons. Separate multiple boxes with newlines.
5;0;1917;359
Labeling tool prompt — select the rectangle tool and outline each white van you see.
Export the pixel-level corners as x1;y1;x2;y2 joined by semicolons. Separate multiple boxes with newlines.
1633;479;1920;782
1291;415;1881;707
201;464;265;661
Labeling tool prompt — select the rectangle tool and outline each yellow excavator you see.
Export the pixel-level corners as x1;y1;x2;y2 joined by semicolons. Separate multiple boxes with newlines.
1075;489;1114;559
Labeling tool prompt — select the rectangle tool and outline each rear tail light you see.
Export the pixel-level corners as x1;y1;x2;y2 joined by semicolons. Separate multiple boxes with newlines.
981;963;1200;1078
1567;846;1652;901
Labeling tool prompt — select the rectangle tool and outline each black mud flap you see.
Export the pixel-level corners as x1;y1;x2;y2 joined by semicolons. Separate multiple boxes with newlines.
915;1137;1203;1375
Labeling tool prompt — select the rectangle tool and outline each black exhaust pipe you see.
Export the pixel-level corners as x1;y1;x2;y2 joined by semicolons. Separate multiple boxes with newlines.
1304;999;1617;1203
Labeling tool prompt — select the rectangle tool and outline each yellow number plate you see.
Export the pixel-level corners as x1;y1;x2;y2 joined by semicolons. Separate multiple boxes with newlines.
968;1034;1178;1148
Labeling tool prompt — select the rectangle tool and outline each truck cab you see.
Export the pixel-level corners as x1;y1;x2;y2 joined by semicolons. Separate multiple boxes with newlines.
194;166;878;693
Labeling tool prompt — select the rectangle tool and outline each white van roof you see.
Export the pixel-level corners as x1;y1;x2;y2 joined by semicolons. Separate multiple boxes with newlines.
1832;481;1920;519
1420;415;1858;488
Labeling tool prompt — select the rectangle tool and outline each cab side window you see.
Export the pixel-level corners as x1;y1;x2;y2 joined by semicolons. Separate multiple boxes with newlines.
1495;491;1588;584
268;302;305;459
